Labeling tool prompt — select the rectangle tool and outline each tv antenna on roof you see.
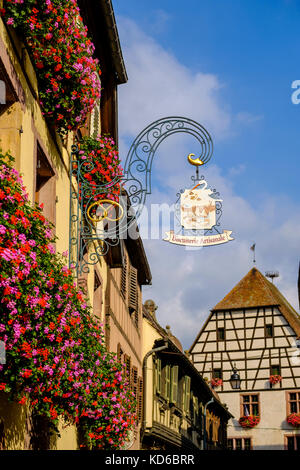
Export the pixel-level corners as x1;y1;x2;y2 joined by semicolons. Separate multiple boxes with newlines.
265;271;279;283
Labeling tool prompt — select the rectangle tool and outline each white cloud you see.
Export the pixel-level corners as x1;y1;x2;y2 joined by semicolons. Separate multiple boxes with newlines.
117;17;231;140
116;16;300;350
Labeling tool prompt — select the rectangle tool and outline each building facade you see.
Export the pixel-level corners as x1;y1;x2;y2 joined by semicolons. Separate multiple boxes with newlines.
190;267;300;450
0;0;149;450
142;300;232;451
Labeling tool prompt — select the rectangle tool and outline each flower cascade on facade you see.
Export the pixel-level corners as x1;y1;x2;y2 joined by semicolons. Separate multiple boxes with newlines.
77;135;123;205
0;151;135;449
1;0;101;133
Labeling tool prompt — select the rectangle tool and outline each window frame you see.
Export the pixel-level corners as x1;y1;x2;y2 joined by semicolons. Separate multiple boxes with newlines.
270;364;281;376
265;323;274;338
284;434;300;451
212;368;223;380
34;141;56;227
227;437;253;451
240;393;260;417
286;390;300;415
217;327;225;341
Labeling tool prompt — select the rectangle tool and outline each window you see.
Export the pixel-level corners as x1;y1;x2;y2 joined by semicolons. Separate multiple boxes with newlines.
227;438;233;450
0;57;19;114
287;392;300;414
265;324;274;338
93;272;102;322
241;394;259;416
270;364;281;376
217;328;225;341
227;438;252;450
244;438;252;450
213;368;222;379
35;144;56;226
235;438;242;450
285;435;300;451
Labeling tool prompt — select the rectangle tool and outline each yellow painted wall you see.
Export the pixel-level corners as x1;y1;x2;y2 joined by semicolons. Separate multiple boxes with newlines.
142;317;163;430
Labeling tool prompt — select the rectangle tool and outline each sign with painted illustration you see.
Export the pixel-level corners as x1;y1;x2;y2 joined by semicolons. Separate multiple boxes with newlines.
180;180;221;230
164;152;234;247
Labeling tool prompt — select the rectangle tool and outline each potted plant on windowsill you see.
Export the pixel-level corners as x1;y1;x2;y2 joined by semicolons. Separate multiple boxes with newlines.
210;378;223;389
269;375;282;387
239;415;260;428
287;413;300;428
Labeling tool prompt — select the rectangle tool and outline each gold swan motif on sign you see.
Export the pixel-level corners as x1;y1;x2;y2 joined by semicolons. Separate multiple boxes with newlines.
187;153;204;166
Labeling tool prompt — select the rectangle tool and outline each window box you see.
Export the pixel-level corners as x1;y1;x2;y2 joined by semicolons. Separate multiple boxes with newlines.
210;378;223;388
286;413;300;428
239;415;260;428
269;375;282;385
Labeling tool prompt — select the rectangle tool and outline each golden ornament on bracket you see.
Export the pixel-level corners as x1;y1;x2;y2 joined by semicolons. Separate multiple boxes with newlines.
86;199;124;224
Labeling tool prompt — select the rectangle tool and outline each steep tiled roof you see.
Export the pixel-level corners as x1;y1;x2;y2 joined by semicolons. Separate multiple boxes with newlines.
213;267;300;337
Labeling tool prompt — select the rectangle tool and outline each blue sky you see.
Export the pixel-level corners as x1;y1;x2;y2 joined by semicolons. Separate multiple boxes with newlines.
112;0;300;348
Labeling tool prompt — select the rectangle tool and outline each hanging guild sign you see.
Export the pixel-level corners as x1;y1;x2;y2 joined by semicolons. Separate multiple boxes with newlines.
164;153;234;247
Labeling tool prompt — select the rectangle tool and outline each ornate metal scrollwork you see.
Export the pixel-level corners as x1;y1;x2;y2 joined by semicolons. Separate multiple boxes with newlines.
123;116;213;221
69;117;215;275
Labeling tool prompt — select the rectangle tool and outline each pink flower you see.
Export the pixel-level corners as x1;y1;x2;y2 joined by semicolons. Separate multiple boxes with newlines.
7;18;14;25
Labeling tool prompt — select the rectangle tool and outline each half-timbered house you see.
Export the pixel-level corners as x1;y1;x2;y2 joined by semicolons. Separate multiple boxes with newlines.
189;267;300;450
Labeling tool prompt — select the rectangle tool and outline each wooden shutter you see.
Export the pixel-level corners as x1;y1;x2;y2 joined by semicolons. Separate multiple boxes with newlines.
134;284;139;328
132;366;138;414
138;377;143;422
164;365;171;399
128;266;138;312
184;376;191;413
121;255;127;299
156;358;162;394
193;396;199;425
170;366;178;404
182;376;186;410
89;76;101;138
117;343;124;363
124;354;131;385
